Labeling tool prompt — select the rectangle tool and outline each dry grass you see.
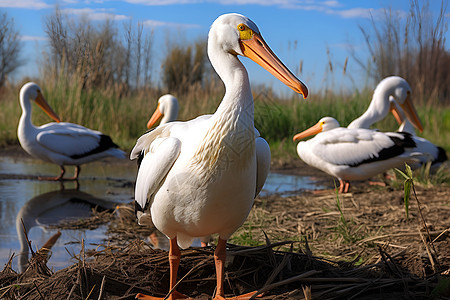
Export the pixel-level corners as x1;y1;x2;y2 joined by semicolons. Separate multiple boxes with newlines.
1;178;449;299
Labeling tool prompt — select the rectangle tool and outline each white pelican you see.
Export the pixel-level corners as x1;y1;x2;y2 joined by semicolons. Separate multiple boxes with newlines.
293;117;421;193
131;13;307;300
389;98;447;169
17;82;126;181
347;76;423;131
146;94;214;248
146;95;221;248
345;75;446;169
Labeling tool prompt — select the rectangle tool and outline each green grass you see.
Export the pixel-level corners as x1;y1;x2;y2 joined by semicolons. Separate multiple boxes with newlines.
2;80;450;161
256;91;450;162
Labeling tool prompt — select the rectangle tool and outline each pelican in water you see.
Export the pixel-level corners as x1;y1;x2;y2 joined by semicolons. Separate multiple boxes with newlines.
17;82;126;181
131;13;307;300
293;117;421;193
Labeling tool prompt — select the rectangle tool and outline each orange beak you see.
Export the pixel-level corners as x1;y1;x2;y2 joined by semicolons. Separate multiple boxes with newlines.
399;93;423;132
35;91;61;123
293;121;323;142
147;104;163;129
240;32;308;98
389;101;405;125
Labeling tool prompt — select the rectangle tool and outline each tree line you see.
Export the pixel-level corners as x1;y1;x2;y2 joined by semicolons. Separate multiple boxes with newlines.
1;1;449;104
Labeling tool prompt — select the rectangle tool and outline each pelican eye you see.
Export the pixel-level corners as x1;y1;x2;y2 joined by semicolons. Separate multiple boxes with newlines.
237;23;253;40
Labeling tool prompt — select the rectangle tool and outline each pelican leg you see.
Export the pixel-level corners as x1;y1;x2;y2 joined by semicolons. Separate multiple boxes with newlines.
213;238;259;300
338;180;350;193
343;181;350;193
338;179;345;193
63;166;81;181
38;166;66;181
136;237;189;300
213;238;227;299
369;181;386;187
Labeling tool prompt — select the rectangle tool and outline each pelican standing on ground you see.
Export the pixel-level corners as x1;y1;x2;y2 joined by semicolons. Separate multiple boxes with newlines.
146;94;218;248
131;13;307;300
293;117;420;193
345;75;446;169
17;82;126;181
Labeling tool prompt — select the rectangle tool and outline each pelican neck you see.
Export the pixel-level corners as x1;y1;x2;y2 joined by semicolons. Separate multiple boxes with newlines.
19;90;36;130
347;87;391;129
208;41;254;118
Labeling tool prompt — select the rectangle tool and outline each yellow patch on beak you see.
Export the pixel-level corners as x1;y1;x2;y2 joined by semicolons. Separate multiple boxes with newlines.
237;23;254;40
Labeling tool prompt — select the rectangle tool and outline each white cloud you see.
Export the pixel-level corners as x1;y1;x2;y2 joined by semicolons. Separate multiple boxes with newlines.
124;0;200;5
333;7;407;20
332;7;377;19
21;35;48;41
61;8;130;21
143;19;200;29
116;0;407;21
322;1;341;8
0;0;51;9
123;0;317;7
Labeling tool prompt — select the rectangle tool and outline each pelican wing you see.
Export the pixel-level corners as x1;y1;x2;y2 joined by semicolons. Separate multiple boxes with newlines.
255;128;270;197
313;128;415;167
130;122;177;160
134;136;181;223
36;122;115;158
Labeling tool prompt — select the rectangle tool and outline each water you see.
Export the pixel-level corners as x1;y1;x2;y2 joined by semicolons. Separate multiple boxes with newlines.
0;155;323;272
260;172;323;196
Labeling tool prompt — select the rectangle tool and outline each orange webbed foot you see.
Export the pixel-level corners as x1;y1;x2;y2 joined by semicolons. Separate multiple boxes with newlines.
213;290;261;300
136;290;191;300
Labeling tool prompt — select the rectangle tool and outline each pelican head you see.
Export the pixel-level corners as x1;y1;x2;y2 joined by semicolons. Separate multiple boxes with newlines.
147;94;179;129
209;13;308;98
20;82;61;123
378;76;423;132
293;117;340;141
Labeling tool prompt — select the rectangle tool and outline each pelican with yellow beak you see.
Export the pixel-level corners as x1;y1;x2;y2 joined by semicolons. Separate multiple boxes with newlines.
17;82;126;180
132;13;307;300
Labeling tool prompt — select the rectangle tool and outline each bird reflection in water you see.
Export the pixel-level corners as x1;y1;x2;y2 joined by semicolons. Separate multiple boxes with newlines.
15;185;119;272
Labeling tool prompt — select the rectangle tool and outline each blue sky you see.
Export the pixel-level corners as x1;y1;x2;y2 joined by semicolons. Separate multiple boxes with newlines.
1;0;449;95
